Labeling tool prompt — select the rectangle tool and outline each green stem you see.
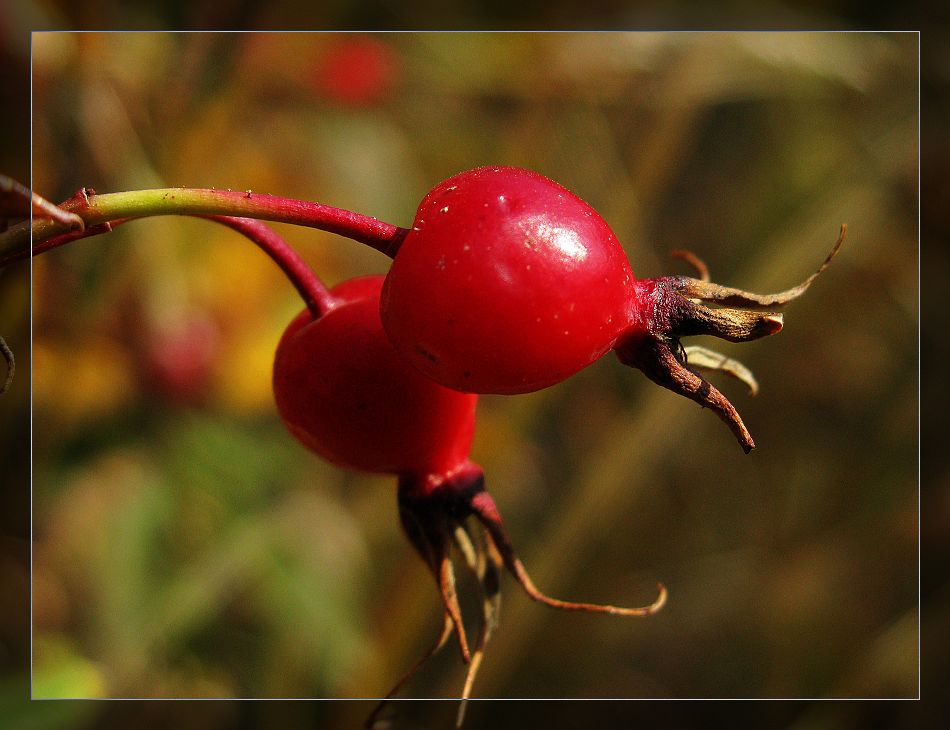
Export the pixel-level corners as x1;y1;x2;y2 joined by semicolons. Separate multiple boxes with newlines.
0;187;408;262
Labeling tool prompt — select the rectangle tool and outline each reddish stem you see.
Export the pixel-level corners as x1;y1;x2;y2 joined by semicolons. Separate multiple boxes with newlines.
205;216;334;318
2;187;409;259
22;214;334;319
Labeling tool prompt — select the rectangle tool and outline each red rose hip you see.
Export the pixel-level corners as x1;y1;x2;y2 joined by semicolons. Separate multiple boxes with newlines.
381;166;635;394
382;166;846;452
274;275;477;478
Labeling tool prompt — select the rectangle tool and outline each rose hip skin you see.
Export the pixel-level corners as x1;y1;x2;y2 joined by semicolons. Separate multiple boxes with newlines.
382;166;845;452
382;166;635;395
273;276;477;479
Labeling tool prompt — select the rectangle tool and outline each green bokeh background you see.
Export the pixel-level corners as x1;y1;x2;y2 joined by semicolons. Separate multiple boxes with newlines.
1;20;930;730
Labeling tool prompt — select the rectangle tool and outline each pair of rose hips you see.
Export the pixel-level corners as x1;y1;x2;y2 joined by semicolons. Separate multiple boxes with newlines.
270;166;843;712
20;164;839;715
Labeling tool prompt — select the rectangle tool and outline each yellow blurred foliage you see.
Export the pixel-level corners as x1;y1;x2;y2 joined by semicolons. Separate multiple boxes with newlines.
32;635;107;699
211;312;283;415
32;338;136;427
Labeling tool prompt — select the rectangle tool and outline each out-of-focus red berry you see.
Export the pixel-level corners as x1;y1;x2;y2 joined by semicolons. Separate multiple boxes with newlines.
141;314;219;406
312;35;399;107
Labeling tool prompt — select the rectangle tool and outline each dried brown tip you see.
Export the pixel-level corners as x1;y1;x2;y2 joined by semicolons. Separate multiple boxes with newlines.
678;224;847;309
398;504;472;664
674;304;784;342
510;559;667;615
618;337;755;453
454;525;502;729
618;226;847;451
365;612;454;730
671;248;710;282
438;552;472;664
453;524;478;571
469;489;668;616
684;345;759;396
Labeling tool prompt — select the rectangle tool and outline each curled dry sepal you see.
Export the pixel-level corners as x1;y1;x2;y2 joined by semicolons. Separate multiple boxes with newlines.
616;224;847;452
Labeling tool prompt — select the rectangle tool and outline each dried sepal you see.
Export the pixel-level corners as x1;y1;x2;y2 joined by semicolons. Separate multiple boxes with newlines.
684;345;759;396
385;471;666;727
676;224;847;310
622;225;847;451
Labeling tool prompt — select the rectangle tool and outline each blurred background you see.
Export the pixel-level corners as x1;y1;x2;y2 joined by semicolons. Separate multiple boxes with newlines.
1;21;930;730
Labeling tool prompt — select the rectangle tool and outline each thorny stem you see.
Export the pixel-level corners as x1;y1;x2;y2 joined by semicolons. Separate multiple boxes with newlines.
25;221;122;261
0;187;409;262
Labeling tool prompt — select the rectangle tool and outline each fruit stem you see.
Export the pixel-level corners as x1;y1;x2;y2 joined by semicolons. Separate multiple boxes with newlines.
16;212;334;319
0;186;409;263
207;216;334;318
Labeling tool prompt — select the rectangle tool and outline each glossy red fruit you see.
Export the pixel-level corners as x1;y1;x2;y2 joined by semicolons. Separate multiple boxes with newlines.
382;166;843;453
381;166;636;395
273;275;476;480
